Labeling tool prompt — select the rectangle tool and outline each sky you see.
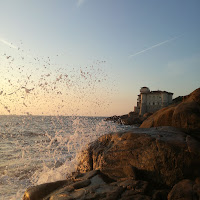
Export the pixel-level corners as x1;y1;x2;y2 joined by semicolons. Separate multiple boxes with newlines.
0;0;200;116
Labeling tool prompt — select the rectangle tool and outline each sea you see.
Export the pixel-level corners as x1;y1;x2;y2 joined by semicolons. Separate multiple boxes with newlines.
0;115;129;200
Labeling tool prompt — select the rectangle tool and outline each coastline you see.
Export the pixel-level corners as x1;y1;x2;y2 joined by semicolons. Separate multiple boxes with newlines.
23;88;200;200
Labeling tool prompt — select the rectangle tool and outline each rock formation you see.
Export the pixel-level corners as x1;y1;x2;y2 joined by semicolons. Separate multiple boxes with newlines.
105;112;149;126
140;88;200;138
77;127;200;187
168;179;200;200
23;127;200;200
23;88;200;199
23;170;153;200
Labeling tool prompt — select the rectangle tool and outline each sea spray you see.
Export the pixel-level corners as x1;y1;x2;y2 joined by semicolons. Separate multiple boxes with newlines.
0;42;120;200
29;116;121;186
0;116;128;200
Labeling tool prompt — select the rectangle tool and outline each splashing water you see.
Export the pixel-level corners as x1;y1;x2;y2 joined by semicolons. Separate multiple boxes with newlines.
0;40;116;116
0;42;126;199
0;115;128;200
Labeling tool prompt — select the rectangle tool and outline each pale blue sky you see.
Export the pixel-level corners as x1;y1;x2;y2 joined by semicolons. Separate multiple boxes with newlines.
0;0;200;116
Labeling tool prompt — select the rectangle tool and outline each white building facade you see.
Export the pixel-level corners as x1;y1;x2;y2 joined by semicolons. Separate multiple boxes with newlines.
134;87;173;116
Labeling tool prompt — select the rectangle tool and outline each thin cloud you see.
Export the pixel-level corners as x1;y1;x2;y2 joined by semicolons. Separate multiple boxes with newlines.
129;36;180;58
77;0;86;7
0;38;17;49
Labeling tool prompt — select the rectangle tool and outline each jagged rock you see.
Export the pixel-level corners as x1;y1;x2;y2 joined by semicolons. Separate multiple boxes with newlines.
143;112;153;118
75;169;100;180
119;112;146;126
23;179;72;200
152;189;169;200
120;194;151;200
104;115;122;123
120;116;144;125
71;179;91;189
77;127;200;187
105;112;146;126
140;88;200;137
167;179;200;200
23;169;154;200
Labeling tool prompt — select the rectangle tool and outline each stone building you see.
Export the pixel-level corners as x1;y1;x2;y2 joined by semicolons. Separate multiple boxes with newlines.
134;87;173;116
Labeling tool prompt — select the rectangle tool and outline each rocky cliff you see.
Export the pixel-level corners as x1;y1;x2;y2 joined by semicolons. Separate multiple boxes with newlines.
140;88;200;138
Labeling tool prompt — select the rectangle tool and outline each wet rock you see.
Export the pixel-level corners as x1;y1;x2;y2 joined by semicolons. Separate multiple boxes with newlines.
104;115;121;123
194;179;200;197
75;169;100;180
77;127;200;187
105;112;146;126
117;179;149;194
101;165;137;180
71;179;91;189
152;189;169;200
25;170;156;200
123;165;137;179
195;177;200;185
120;115;144;126
54;160;63;168
120;193;151;200
23;117;200;200
49;188;86;200
167;179;200;200
90;174;106;185
50;174;118;200
23;179;72;200
105;186;125;200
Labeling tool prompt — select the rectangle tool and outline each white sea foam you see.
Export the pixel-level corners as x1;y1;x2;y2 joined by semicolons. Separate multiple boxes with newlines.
0;116;127;200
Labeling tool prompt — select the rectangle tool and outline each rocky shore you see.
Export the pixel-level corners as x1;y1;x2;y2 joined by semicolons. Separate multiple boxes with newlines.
23;88;200;200
104;112;151;126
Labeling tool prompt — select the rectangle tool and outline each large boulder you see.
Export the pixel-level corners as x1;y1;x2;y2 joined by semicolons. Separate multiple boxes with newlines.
168;179;200;200
23;127;200;199
140;88;200;136
77;127;200;187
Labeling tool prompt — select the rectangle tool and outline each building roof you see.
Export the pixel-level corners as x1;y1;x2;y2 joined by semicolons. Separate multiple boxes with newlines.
150;90;173;95
138;87;173;95
140;87;150;93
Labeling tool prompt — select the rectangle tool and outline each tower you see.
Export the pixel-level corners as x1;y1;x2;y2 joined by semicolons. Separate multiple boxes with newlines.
139;87;150;116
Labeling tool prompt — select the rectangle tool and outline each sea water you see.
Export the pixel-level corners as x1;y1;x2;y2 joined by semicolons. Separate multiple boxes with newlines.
0;115;128;200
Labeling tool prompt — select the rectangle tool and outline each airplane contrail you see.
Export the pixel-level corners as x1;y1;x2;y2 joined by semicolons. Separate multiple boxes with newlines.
129;36;180;58
0;38;18;49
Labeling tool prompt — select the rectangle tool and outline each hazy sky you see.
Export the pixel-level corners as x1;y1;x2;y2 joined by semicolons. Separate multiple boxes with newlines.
0;0;200;116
